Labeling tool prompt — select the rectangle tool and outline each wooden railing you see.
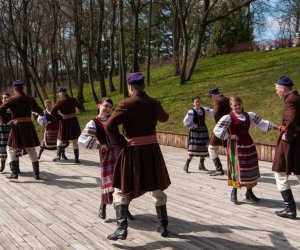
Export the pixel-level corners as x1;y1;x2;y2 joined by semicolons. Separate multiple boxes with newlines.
157;131;276;162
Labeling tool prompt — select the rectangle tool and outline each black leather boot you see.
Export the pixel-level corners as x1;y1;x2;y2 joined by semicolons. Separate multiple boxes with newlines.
99;204;106;219
7;161;18;179
16;160;20;174
127;209;135;221
245;188;260;202
275;189;297;219
155;205;168;237
74;149;80;163
32;161;40;180
209;157;224;176
199;158;208;171
0;160;5;172
37;148;44;160
53;146;62;162
61;148;68;160
231;188;238;204
107;204;128;240
183;159;191;173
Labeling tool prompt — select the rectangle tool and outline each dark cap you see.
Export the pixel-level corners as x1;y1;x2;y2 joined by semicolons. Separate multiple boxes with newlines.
276;76;294;87
57;87;67;93
13;80;24;87
127;72;144;85
208;87;220;98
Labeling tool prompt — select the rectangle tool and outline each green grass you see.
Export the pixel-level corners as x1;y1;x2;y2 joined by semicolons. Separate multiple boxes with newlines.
36;47;300;145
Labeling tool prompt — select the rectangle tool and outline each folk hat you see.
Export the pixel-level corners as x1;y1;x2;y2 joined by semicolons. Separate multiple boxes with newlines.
276;76;294;87
127;72;144;85
208;87;220;98
13;80;24;87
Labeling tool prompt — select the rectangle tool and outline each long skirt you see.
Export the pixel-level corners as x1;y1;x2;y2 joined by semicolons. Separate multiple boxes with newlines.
227;139;260;188
100;144;120;204
187;126;209;157
40;123;68;150
0;125;22;159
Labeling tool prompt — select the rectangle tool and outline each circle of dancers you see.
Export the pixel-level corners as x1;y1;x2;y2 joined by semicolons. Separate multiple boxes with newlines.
0;74;299;242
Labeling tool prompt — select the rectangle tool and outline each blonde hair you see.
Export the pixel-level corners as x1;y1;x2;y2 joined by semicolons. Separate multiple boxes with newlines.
230;96;243;105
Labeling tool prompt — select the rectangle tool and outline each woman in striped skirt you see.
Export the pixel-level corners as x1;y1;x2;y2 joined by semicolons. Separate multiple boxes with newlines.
214;96;278;204
78;97;134;220
183;96;213;173
0;93;22;172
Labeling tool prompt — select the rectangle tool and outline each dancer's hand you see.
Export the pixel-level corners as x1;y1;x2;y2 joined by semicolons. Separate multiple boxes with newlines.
230;135;239;140
100;144;108;153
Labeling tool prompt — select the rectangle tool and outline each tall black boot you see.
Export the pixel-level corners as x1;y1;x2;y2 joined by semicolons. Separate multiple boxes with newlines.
127;209;135;221
7;161;18;179
231;188;238;204
209;157;224;176
32;161;40;180
275;189;297;219
37;148;44;160
183;159;191;173
245;188;260;202
74;149;80;163
0;160;5;172
99;204;106;219
53;146;62;162
107;204;128;240
199;158;208;171
155;205;168;237
61;148;68;160
16;160;20;174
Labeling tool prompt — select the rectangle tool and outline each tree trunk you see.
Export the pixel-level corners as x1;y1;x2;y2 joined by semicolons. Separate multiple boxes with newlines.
74;0;85;105
172;1;181;76
96;0;107;98
146;0;152;86
119;0;128;97
108;0;117;92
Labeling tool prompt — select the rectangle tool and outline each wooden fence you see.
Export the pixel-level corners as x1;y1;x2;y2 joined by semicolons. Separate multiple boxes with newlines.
157;132;276;162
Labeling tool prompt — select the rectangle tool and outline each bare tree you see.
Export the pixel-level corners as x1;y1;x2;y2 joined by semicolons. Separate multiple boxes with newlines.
146;0;152;86
108;0;117;92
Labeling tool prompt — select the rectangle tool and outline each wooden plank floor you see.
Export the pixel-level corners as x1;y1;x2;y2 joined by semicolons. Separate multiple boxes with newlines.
0;145;299;250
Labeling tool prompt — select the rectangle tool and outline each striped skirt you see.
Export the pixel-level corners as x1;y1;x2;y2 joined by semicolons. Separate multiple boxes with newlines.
0;125;22;159
187;126;209;157
227;139;260;188
99;144;120;204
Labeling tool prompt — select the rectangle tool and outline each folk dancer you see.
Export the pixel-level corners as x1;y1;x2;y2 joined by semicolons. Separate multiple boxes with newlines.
51;87;83;163
214;96;278;204
0;80;44;179
273;76;300;219
105;72;171;240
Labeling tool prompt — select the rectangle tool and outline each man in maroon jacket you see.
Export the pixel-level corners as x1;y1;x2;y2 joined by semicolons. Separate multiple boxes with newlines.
208;88;230;176
273;76;300;219
0;80;44;179
51;87;83;163
105;72;171;240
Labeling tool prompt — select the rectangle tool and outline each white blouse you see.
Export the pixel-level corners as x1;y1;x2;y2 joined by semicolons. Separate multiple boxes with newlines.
213;112;277;140
183;107;214;129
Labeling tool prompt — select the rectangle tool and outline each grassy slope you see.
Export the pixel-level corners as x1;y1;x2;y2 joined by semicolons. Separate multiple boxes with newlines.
37;47;300;145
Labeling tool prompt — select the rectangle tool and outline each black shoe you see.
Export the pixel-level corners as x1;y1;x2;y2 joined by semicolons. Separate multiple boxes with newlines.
107;229;127;240
99;204;106;219
7;173;18;179
61;155;68;160
231;188;238;204
158;226;168;237
275;208;296;219
52;157;60;162
245;189;260;202
74;159;81;164
209;170;224;176
199;165;208;171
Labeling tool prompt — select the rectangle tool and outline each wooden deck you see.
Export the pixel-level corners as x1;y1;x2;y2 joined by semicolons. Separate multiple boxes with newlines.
0;145;299;250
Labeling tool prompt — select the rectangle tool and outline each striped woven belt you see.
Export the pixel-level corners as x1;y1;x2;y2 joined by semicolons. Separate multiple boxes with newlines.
63;113;76;119
12;116;32;124
127;134;158;146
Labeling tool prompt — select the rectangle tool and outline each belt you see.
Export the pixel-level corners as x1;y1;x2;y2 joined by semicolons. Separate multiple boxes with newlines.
127;134;158;146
